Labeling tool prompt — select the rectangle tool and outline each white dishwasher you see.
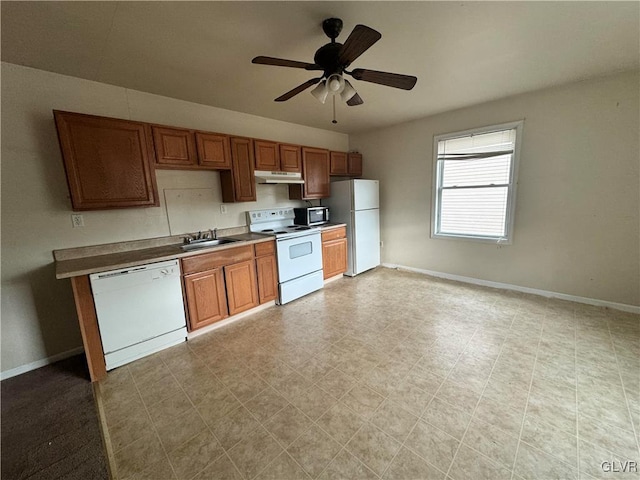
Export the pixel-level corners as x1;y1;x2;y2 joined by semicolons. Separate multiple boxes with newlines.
89;259;187;370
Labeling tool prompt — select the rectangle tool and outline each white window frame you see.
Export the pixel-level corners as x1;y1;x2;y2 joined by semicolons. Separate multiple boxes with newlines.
431;120;524;244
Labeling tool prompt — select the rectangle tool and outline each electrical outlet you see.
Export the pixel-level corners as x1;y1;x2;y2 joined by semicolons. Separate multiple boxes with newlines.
220;204;228;214
71;214;84;228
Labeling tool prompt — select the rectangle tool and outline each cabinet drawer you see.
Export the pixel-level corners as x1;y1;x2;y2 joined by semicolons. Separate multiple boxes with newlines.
321;226;346;242
254;241;275;257
181;245;253;274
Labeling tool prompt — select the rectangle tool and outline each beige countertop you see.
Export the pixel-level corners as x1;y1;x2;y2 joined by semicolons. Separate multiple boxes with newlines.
55;233;273;279
318;223;346;231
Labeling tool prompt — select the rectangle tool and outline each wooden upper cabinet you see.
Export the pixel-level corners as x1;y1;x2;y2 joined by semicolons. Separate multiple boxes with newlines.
152;126;197;168
53;110;159;211
279;144;302;172
220;137;257;202
289;147;330;200
195;132;231;169
330;151;348;175
348;152;363;177
254;140;280;171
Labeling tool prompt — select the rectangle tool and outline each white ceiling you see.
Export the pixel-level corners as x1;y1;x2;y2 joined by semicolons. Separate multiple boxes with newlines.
2;2;638;134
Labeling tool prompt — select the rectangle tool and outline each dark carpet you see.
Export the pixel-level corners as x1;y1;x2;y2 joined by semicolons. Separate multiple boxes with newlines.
1;354;109;480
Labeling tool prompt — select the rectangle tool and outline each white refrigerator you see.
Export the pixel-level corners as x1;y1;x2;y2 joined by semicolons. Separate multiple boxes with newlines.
325;179;380;276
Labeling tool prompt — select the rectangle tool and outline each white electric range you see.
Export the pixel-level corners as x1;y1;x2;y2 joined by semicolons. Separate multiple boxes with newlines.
247;208;324;304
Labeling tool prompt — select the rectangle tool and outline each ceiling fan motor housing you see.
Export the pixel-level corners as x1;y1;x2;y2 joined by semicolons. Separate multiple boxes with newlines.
313;43;344;76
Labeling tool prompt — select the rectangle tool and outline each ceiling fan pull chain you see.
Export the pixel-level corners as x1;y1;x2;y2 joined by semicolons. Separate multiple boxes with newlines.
332;96;337;124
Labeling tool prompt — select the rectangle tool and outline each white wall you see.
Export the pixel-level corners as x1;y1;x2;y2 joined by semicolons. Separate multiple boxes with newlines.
0;63;348;374
350;71;639;307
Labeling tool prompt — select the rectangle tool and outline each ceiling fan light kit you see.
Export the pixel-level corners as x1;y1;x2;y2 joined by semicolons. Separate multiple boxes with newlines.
252;17;417;120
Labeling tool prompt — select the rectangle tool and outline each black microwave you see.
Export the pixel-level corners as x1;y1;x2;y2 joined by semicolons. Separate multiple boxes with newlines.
294;207;330;226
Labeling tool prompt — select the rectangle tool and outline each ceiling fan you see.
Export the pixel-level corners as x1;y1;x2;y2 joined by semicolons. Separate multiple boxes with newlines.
252;18;417;107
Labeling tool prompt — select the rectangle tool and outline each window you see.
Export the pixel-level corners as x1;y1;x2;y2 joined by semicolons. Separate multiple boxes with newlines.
432;121;523;243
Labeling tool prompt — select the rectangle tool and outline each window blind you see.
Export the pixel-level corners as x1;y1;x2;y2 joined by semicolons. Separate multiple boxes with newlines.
435;128;517;239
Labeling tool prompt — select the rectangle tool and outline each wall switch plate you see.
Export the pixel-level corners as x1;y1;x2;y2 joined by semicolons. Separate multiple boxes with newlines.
71;214;84;227
220;204;227;214
380;241;384;248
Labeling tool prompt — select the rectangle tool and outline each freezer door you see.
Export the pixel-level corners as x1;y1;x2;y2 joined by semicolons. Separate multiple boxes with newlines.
352;208;381;275
353;179;379;211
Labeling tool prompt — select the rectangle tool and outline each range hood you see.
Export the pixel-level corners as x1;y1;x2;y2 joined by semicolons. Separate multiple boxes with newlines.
254;170;305;184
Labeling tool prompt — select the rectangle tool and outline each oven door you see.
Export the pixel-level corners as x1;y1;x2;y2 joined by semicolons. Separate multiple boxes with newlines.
276;232;323;283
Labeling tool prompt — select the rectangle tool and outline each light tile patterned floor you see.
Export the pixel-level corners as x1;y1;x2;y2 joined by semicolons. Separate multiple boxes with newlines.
96;267;640;480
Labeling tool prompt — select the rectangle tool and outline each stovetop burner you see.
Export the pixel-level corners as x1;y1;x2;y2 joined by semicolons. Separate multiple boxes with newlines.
248;208;321;239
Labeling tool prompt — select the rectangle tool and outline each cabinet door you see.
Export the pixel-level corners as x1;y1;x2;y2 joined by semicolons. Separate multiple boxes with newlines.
255;254;278;304
224;260;258;316
348;153;363;177
195;132;232;169
183;268;228;330
290;147;330;200
53;111;159;210
330;151;348;175
152;126;197;168
279;144;302;172
254;140;280;171
221;137;257;202
322;238;348;279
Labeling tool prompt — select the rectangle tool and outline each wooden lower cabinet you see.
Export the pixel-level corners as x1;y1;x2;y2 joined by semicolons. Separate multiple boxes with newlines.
256;254;278;304
183;268;229;330
322;226;348;279
224;260;259;316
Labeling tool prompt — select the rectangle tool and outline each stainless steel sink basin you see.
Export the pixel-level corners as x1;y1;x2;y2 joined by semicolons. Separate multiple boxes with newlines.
180;238;240;251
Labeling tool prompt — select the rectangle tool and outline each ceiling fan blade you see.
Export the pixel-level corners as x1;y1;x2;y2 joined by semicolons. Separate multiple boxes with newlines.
346;93;364;106
350;68;417;90
275;77;323;102
252;56;322;71
338;25;382;66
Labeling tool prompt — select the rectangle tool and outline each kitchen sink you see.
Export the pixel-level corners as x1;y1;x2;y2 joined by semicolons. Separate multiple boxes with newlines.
180;238;240;251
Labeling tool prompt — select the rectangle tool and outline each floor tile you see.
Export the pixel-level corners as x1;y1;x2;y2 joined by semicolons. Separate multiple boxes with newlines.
514;441;578;480
287;425;342;478
210;405;262;451
341;384;385;420
192;453;244;480
114;431;166;479
244;387;289;423
449;444;511;480
316;402;366;445
404;420;460;473
345;422;402;476
155;406;207;453
289;385;337;421
263;404;313;448
463;418;519;469
370;399;419;443
422;396;472;440
318;449;378;480
227;426;283;480
195;388;241;427
383;446;445;480
93;270;639;479
167;430;224;480
256;452;311;480
130;455;177;480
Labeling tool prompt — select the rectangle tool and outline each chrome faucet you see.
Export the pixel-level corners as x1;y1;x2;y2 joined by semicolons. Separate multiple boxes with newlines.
209;228;218;240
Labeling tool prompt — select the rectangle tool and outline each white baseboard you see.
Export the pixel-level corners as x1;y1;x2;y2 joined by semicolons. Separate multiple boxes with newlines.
1;346;85;381
381;263;640;314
